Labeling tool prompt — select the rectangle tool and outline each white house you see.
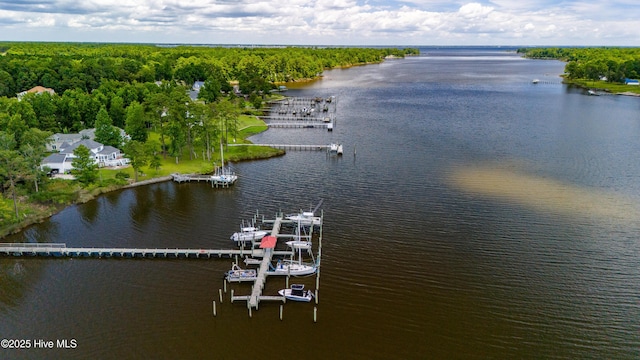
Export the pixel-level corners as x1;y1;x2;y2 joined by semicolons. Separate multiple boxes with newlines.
17;86;55;101
41;139;129;174
46;128;128;151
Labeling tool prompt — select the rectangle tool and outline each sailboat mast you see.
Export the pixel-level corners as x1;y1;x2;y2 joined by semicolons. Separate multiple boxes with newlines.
220;140;225;175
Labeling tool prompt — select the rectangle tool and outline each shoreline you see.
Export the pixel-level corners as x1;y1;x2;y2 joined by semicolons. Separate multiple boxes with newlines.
1;134;284;240
1;56;400;239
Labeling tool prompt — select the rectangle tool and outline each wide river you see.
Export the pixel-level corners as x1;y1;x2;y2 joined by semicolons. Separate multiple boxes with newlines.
1;47;640;359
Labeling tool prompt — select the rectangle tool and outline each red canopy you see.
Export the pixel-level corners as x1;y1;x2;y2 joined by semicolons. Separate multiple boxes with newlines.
260;236;277;249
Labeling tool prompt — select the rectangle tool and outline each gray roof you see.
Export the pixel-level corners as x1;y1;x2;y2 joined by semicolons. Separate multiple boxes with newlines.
99;145;121;155
53;133;82;142
60;139;103;154
42;153;67;163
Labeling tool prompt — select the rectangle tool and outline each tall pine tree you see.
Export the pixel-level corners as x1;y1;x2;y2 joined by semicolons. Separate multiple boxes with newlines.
94;106;122;148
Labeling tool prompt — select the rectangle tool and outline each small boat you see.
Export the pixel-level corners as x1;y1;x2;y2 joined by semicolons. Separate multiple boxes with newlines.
278;284;314;302
268;259;317;276
286;211;322;226
230;226;268;243
285;240;312;250
243;256;262;266
225;264;257;282
588;89;599;96
327;122;333;131
211;141;238;186
532;79;540;84
328;143;343;155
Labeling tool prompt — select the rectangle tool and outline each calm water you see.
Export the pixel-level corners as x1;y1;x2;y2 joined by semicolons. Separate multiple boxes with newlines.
2;48;640;359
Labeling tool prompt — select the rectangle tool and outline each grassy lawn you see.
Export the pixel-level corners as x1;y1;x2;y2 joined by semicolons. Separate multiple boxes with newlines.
99;113;279;180
568;79;640;95
1;99;285;236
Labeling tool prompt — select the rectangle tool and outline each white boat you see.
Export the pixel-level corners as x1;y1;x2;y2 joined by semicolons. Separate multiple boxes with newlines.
278;284;314;302
532;79;540;84
285;240;312;250
286;211;322;226
230;226;268;243
588;89;599;96
268;259;317;276
243;256;262;266
211;141;238;185
328;143;343;155
225;264;257;282
327;122;333;131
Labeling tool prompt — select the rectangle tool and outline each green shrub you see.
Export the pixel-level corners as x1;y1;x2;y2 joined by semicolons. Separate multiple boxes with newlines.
115;171;130;180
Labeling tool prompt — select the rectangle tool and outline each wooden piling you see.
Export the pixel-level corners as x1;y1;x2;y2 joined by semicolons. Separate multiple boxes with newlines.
212;300;217;316
279;305;283;321
219;288;223;303
313;307;317;323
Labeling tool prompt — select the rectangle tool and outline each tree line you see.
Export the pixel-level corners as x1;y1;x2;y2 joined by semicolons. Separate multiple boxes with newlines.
0;43;419;226
518;47;640;83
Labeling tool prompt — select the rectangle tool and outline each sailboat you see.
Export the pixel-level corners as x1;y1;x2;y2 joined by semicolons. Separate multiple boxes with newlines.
268;215;317;276
211;140;238;186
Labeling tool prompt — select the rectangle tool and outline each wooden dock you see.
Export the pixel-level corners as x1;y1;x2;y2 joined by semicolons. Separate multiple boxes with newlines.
247;217;282;308
171;173;212;183
0;243;295;259
228;144;330;151
3;208;324;316
267;122;332;129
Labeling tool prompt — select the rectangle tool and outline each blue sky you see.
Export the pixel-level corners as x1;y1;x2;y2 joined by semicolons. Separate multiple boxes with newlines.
0;0;638;46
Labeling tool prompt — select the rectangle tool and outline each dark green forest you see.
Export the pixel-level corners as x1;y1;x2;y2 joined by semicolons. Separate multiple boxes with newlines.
0;42;418;232
519;47;640;83
0;43;418;133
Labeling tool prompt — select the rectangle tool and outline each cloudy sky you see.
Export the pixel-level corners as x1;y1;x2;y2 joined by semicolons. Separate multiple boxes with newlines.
0;0;638;46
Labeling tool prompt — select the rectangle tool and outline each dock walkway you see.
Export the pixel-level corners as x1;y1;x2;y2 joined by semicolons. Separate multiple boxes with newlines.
228;144;330;151
248;217;282;308
0;243;295;259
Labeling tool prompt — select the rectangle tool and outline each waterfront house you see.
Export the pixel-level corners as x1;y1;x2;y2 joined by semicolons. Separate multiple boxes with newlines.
16;86;55;100
624;78;639;86
41;139;129;174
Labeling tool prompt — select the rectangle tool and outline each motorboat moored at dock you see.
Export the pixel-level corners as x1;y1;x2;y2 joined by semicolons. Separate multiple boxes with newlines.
278;284;314;302
285;211;322;226
225;264;257;282
230;226;268;244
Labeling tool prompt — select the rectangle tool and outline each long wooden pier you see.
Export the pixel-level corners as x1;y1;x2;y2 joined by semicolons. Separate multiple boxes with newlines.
2;207;324;318
266;122;332;129
228;143;330;151
0;243;295;259
171;173;212;183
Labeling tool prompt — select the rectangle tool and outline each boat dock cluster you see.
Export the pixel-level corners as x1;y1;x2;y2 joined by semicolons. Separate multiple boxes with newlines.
1;207;324;320
261;96;337;130
225;208;323;312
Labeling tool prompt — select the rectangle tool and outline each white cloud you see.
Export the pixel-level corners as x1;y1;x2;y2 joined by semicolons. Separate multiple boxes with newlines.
0;0;638;45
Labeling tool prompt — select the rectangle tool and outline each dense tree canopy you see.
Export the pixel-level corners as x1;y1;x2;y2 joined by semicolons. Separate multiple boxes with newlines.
0;42;418;225
519;47;640;83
